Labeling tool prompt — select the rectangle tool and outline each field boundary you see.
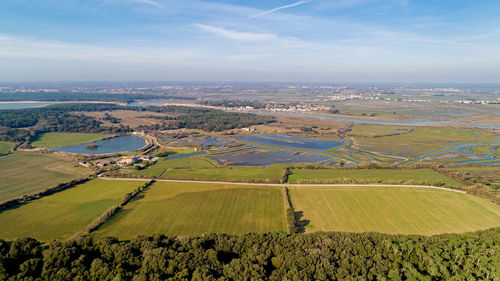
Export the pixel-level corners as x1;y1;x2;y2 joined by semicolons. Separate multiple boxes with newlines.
0;177;90;211
282;186;296;234
69;180;155;240
97;175;467;194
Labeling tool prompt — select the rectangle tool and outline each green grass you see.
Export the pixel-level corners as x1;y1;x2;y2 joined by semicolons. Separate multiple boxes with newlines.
0;152;92;203
0;179;143;241
133;156;217;177
289;186;500;235
94;182;287;239
163;164;287;183
0;141;14;155
287;168;464;187
31;132;113;148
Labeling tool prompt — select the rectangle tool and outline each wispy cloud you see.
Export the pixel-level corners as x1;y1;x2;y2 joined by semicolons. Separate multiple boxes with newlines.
0;34;199;63
249;0;312;19
132;0;163;8
195;24;276;41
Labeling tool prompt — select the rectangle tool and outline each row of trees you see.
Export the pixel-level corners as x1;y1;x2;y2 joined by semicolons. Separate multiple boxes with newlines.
0;228;498;280
0;178;89;210
0;93;189;102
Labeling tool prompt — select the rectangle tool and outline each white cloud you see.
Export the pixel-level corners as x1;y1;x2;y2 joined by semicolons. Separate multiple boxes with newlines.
0;34;199;63
249;0;312;19
132;0;163;8
195;24;276;41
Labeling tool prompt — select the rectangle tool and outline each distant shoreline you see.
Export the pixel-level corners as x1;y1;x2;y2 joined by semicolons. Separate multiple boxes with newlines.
0;101;120;104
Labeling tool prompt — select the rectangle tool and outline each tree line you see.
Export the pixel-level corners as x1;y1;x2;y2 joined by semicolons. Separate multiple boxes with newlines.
0;228;498;280
70;180;156;239
0;104;275;144
0;93;192;102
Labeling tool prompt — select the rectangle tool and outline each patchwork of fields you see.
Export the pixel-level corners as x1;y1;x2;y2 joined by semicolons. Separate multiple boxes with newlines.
289;186;500;235
0;179;143;241
94;182;287;239
1;178;499;240
0;152;92;203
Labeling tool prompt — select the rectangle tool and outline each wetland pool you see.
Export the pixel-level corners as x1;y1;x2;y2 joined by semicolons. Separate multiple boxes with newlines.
53;135;146;155
237;134;344;150
211;150;330;166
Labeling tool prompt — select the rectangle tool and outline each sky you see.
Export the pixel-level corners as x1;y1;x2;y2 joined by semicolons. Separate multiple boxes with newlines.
1;0;500;82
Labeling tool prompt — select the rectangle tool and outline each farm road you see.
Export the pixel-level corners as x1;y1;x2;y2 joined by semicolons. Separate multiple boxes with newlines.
97;175;466;194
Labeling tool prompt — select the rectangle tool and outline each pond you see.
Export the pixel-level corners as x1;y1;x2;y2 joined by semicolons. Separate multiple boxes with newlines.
0;102;54;109
126;100;167;107
236;134;344;150
211;150;330;166
52;135;146;155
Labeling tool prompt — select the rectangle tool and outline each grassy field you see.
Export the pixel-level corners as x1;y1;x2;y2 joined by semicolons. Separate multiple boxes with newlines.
289;186;500;235
0;179;143;241
288;168;464;187
163;164;287;183
94;182;287;239
0;152;92;203
133;156;217;177
0;141;14;155
31;132;113;148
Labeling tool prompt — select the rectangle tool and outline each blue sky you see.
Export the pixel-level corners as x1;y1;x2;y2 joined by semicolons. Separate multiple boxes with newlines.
1;0;500;82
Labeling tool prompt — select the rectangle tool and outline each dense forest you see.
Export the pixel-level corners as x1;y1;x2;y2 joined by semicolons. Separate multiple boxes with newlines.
0;104;275;142
0;93;192;102
0;229;497;280
142;111;275;131
0;104;133;143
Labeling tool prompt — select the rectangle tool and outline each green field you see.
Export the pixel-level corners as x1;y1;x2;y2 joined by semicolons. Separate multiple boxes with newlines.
133;156;218;177
94;182;287;239
0;152;92;203
0;179;143;241
31;132;113;148
289;186;500;235
163;164;286;183
288;168;464;187
0;141;14;155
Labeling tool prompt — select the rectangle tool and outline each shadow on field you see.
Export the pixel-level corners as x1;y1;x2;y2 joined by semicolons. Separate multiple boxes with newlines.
294;211;310;233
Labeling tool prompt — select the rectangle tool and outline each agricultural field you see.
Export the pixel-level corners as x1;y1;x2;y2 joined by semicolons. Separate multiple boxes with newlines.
289;186;500;235
94;182;287;239
288;168;464;187
162;164;287;183
0;179;143;241
31;132;113;148
0;152;92;203
0;141;14;155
